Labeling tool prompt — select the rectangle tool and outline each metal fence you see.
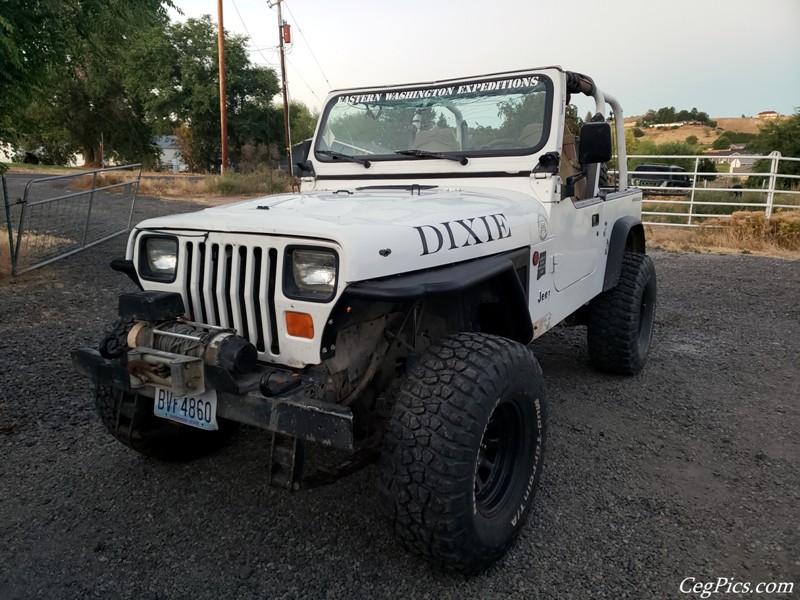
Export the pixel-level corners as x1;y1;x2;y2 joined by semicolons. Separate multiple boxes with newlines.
615;152;800;227
2;164;141;275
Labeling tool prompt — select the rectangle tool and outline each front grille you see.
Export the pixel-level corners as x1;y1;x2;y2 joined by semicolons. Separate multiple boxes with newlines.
183;239;280;357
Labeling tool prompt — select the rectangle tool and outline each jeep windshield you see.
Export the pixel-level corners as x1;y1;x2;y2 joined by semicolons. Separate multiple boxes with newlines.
315;73;553;163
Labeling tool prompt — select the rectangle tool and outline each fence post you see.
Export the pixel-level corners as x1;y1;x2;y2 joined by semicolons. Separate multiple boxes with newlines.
127;164;142;230
81;170;98;247
688;156;699;225
14;193;28;276
2;173;16;273
765;151;780;219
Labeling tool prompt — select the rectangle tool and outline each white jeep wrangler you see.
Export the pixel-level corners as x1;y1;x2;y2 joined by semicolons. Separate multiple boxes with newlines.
73;67;656;573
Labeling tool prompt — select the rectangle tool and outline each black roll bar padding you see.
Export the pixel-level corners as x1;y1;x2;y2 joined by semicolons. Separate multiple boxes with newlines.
565;71;596;96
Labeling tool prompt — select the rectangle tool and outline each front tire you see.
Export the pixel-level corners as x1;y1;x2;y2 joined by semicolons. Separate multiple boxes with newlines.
380;333;548;573
587;252;657;374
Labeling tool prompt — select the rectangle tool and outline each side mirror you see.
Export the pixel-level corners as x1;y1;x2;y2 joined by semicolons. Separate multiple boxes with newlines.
578;122;612;164
292;139;314;176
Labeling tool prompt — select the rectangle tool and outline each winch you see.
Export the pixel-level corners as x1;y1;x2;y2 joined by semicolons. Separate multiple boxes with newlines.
126;320;257;396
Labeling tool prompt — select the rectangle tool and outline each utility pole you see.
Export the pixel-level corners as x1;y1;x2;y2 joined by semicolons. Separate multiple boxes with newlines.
217;0;229;174
269;0;292;176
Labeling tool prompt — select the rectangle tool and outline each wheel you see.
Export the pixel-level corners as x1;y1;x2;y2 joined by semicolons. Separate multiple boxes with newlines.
380;333;548;573
587;252;657;375
95;318;238;461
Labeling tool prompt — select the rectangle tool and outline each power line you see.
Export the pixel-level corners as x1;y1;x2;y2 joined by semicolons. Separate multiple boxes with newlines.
282;1;331;90
230;0;279;69
285;55;322;104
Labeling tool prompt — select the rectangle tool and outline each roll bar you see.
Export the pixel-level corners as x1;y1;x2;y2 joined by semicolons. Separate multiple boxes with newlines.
565;71;628;188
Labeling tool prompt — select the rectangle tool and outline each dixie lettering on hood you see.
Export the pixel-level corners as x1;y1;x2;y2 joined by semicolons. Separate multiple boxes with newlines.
414;213;511;256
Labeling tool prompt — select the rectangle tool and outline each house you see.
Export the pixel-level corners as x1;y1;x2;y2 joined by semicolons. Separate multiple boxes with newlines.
155;135;188;173
757;111;779;120
701;148;759;174
0;142;14;163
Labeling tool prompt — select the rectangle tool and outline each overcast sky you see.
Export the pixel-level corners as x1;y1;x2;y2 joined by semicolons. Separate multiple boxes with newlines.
170;0;800;118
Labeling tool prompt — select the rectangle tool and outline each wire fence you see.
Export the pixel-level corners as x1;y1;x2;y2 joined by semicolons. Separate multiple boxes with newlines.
2;165;141;275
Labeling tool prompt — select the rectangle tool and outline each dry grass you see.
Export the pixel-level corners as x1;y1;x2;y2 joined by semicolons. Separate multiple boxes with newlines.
137;175;209;198
0;236;10;278
625;116;777;146
0;229;76;279
647;211;800;259
69;170;294;199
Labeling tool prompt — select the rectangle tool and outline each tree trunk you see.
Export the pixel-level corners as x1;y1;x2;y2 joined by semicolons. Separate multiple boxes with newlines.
82;145;102;168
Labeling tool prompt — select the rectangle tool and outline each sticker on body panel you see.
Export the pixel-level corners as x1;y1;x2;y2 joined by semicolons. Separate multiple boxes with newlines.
414;213;511;256
537;251;547;280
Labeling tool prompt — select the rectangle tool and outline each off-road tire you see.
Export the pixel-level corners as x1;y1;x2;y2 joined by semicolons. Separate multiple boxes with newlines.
380;333;548;573
95;318;238;461
587;252;657;375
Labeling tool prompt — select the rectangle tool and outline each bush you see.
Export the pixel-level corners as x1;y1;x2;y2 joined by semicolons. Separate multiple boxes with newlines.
238;142;279;174
204;168;293;196
632;127;644;138
708;211;800;250
690;190;764;217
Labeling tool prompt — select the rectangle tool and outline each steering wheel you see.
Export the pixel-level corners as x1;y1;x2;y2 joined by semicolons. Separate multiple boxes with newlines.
482;138;526;150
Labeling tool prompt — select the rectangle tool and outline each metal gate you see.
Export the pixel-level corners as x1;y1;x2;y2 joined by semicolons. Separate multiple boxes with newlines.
616;153;800;227
2;164;141;275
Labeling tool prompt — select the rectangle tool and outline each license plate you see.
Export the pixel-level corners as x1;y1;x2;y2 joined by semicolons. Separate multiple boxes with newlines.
154;387;218;431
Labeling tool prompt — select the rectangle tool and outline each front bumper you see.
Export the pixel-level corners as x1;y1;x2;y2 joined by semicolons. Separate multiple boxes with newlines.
72;347;354;450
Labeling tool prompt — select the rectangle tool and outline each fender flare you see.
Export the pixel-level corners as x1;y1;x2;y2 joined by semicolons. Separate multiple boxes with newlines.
603;217;646;291
320;249;533;356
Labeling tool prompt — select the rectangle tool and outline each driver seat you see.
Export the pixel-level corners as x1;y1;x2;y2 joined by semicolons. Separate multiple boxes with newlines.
518;123;543;147
412;128;459;152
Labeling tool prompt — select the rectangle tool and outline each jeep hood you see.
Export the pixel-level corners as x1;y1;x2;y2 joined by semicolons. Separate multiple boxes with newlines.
133;187;546;282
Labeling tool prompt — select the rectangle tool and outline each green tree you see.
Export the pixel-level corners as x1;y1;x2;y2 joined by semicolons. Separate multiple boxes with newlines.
712;134;731;150
696;158;718;182
289;102;319;143
636;106;712;127
499;94;547;137
746;110;800;189
130;16;281;171
2;0;174;165
0;0;75;129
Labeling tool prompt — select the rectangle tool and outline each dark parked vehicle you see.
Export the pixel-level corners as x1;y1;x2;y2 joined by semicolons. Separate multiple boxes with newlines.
630;163;690;195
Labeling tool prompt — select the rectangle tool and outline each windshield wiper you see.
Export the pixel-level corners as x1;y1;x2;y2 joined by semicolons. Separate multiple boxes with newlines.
356;184;438;195
395;149;469;165
318;150;371;168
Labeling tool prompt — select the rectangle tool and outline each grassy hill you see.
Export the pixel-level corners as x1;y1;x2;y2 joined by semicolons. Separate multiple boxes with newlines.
622;117;769;147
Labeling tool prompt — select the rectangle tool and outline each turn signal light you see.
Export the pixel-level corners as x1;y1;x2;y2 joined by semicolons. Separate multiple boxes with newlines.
286;311;314;339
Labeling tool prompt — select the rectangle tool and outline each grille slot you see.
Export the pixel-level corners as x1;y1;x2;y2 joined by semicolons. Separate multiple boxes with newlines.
183;239;280;359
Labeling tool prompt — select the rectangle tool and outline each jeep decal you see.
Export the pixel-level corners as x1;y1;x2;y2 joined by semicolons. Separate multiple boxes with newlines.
414;213;512;256
337;76;542;106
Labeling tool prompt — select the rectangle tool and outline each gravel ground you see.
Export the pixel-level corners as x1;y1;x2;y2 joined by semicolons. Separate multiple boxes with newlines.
1;194;798;599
